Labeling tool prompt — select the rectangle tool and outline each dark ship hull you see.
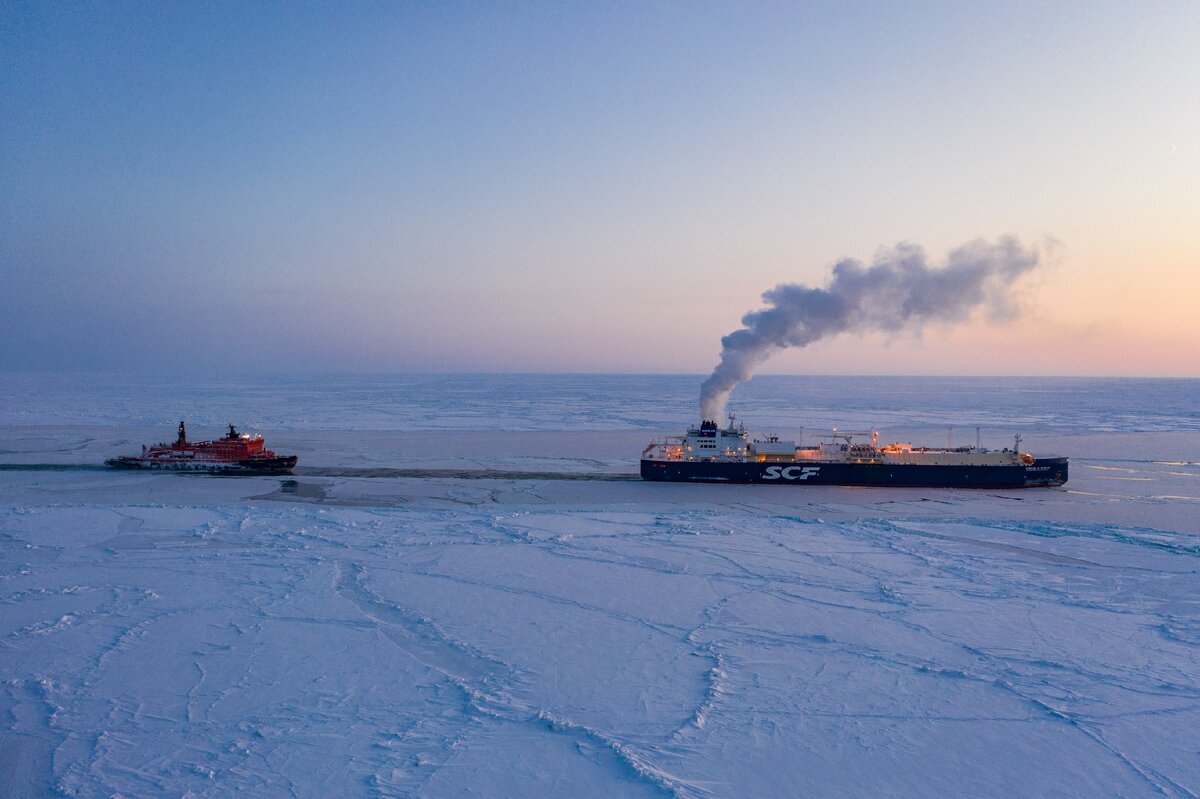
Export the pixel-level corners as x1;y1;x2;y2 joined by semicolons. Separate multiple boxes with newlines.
641;456;1068;488
106;454;298;475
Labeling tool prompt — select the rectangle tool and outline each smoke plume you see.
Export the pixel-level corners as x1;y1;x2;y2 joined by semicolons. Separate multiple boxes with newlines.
699;236;1045;421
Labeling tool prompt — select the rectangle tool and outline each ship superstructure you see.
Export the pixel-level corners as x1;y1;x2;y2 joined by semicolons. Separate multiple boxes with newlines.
642;418;1067;488
106;422;298;475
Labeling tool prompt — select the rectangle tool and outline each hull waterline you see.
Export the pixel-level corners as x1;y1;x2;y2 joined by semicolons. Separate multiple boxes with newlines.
105;455;298;475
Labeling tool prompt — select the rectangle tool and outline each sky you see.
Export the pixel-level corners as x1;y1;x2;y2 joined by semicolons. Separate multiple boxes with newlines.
2;1;1197;377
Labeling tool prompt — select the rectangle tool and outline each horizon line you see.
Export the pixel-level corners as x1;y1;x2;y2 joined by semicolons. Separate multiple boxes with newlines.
3;369;1197;381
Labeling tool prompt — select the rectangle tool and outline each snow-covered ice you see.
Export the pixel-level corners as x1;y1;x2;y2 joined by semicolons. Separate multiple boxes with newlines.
2;375;1199;797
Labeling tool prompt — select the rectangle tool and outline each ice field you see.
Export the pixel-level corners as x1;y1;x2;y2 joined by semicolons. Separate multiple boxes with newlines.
2;375;1199;797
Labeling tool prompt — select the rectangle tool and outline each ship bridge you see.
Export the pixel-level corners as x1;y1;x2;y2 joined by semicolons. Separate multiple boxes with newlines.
682;419;749;460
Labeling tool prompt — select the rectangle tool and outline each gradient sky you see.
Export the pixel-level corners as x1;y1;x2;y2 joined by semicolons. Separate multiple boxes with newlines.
2;1;1197;376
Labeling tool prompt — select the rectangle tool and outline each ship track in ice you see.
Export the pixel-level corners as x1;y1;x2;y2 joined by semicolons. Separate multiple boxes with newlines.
294;467;639;481
0;463;640;481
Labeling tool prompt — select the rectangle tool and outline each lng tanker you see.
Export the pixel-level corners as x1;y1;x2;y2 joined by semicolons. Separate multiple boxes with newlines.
641;419;1067;488
106;422;298;475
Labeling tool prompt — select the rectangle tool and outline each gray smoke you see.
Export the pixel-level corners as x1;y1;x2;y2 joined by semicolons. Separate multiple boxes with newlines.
699;236;1045;421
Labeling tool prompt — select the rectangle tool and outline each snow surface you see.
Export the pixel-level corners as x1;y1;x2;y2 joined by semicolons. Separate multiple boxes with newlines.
2;375;1200;797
